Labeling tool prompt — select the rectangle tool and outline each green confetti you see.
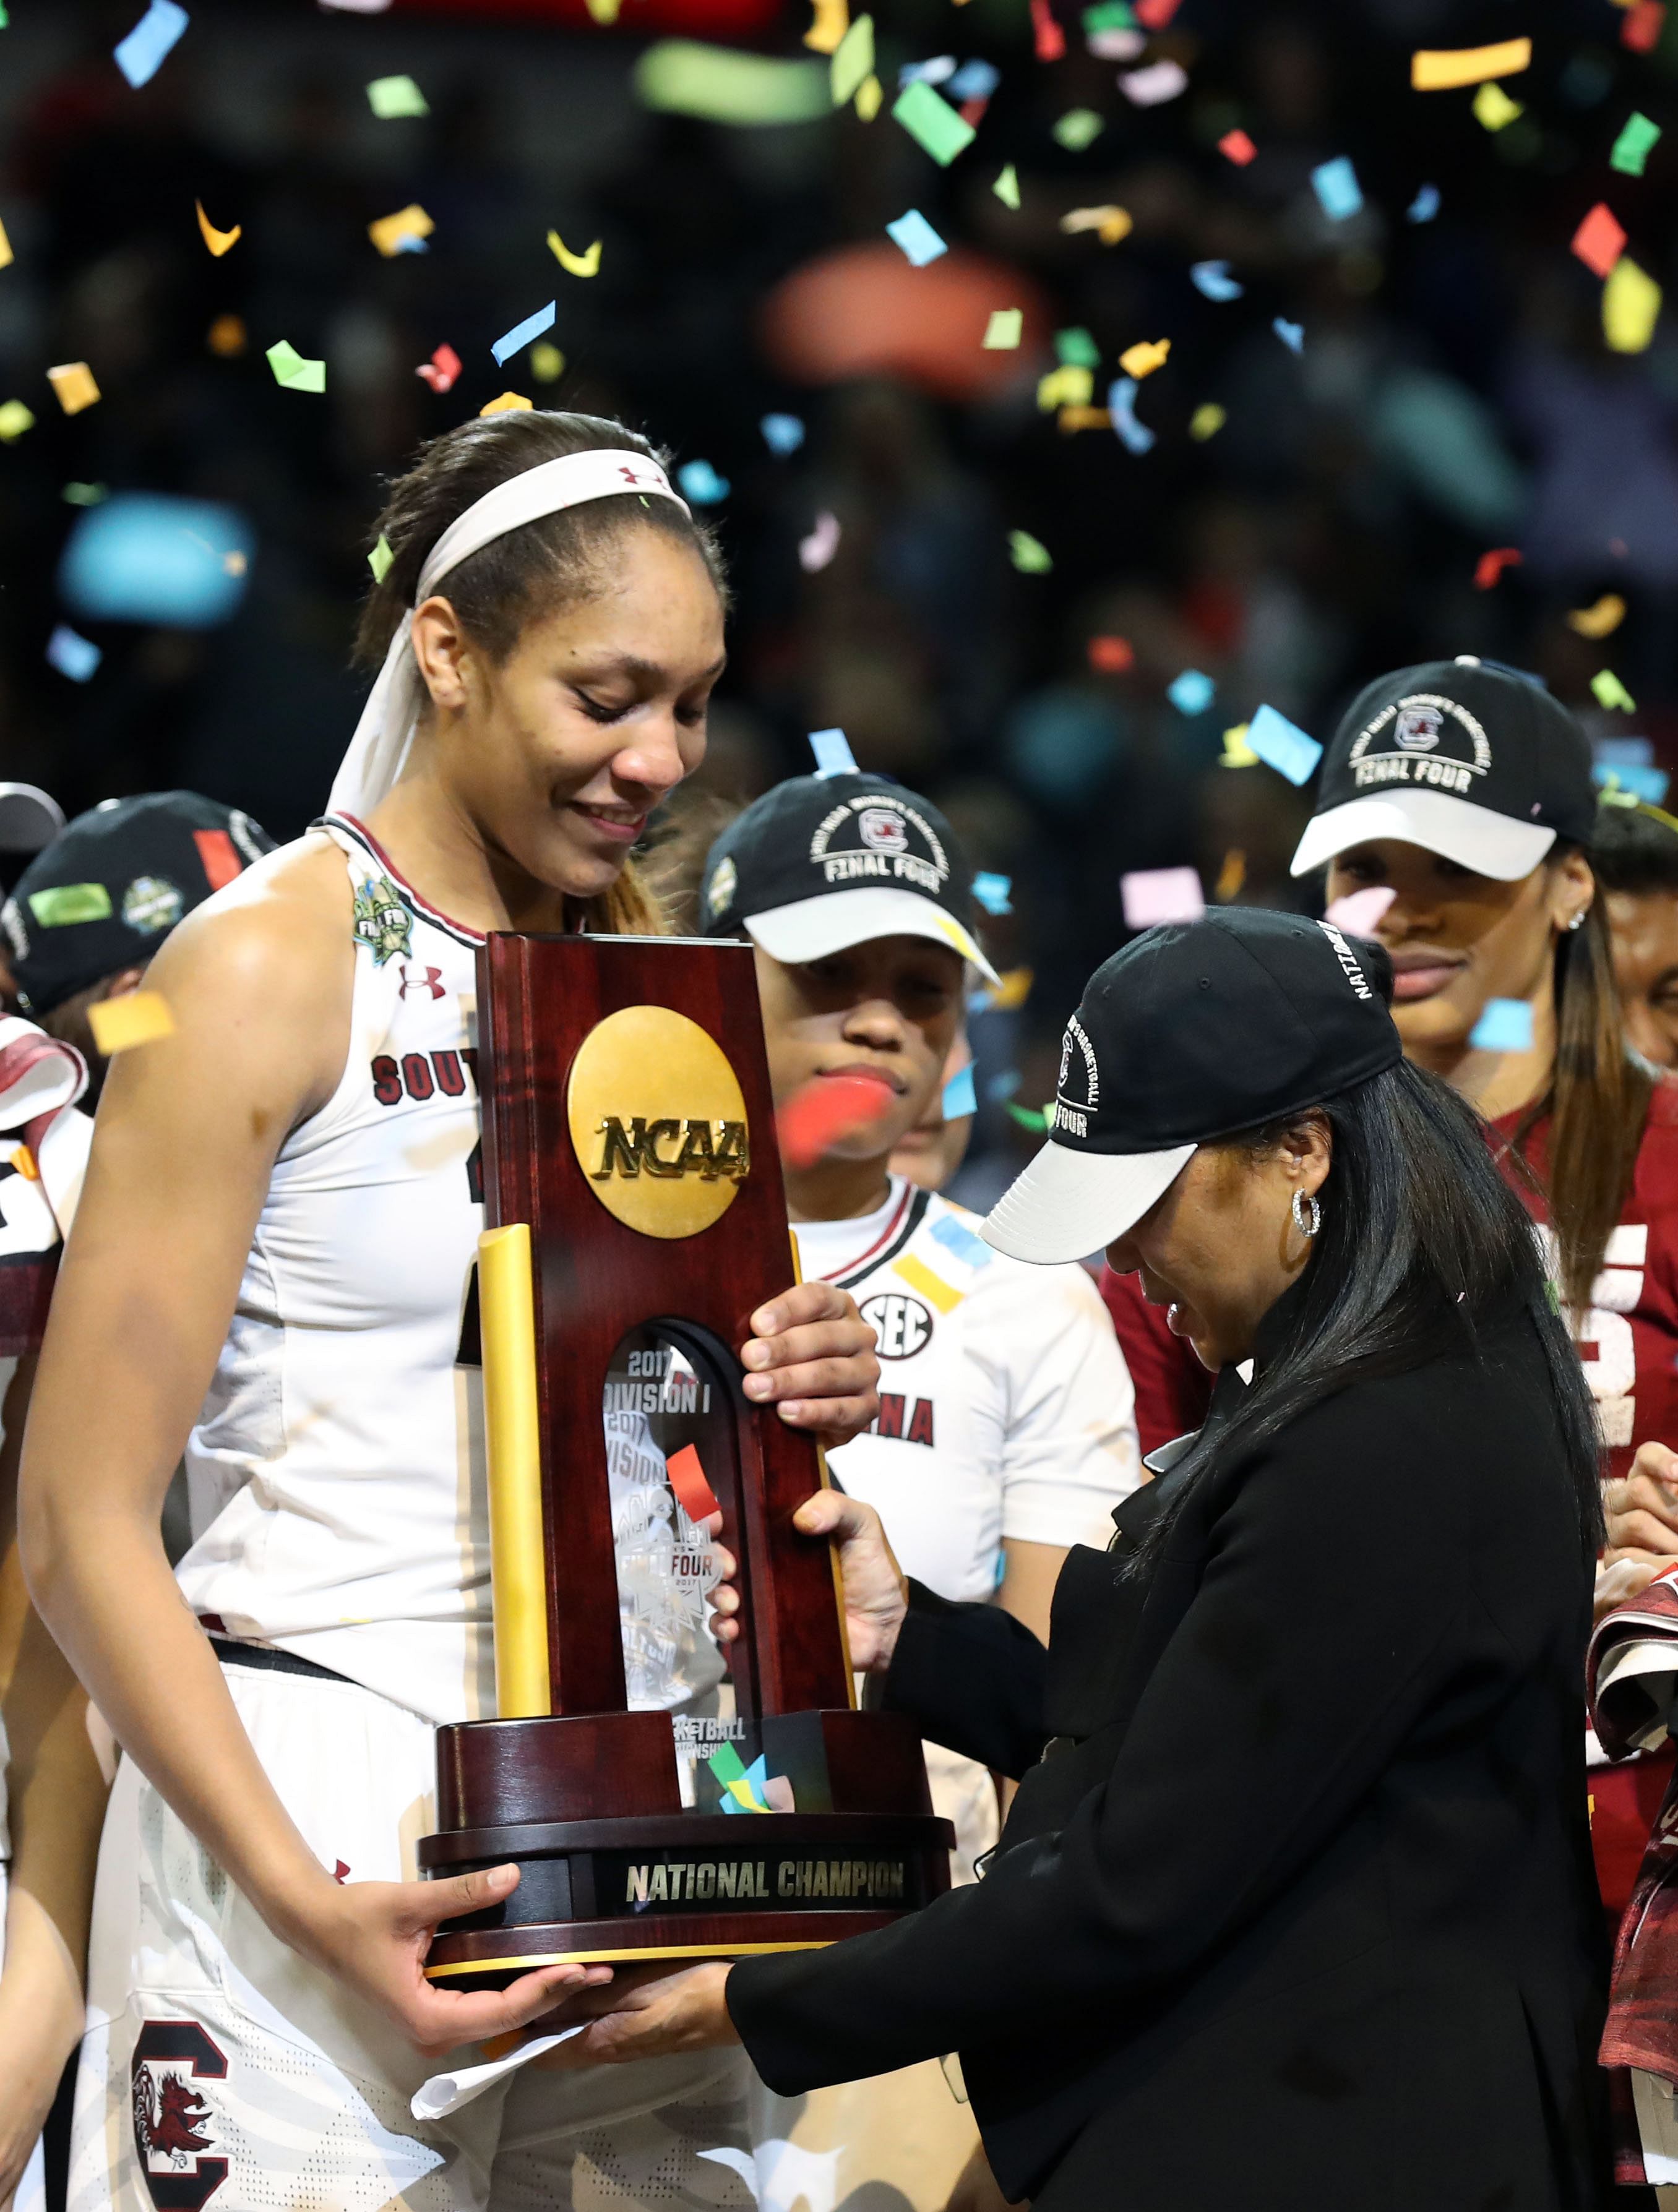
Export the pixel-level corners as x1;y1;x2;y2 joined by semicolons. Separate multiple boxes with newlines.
0;400;33;442
993;163;1021;209
1054;109;1104;150
61;482;108;505
1082;1;1134;24
28;883;112;927
368;534;395;583
1007;1102;1049;1133
1009;530;1053;573
1592;668;1637;711
983;309;1023;349
635;40;830;123
366;74;429;119
1611;112;1662;177
266;340;326;394
829;15;874;106
892;79;976;166
1054;327;1100;368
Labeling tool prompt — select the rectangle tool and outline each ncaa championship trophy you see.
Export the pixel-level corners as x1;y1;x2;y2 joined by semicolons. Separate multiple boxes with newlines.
420;934;952;1988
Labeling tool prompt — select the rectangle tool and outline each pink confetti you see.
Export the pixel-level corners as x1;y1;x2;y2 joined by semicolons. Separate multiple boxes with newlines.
799;510;841;573
1322;886;1396;938
1121;866;1205;929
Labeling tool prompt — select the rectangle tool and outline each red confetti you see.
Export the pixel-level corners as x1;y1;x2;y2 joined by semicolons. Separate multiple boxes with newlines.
1030;0;1065;61
775;1073;897;1170
1134;0;1181;23
416;342;462;394
665;1443;722;1525
1624;2;1665;51
959;95;989;127
1572;203;1627;280
1473;547;1523;591
192;828;241;891
1088;635;1135;672
1218;129;1257;166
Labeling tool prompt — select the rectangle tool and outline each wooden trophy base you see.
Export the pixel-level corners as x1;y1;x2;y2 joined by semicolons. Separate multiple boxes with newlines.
421;1710;953;1989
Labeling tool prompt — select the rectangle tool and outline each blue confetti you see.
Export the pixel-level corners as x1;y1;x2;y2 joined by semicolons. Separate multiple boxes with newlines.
971;871;1012;915
1596;761;1671;804
46;625;101;683
1167;669;1215;716
986;1068;1022;1100
394;233;429;255
760;413;805;455
58;492;253;628
886;209;947;266
1407;183;1440;224
940;1064;979;1120
1247;702;1322;785
1273;317;1304;354
899;54;957;85
947;58;1000;100
677;458;730;504
1310;156;1363;221
490;300;556;367
1106;376;1155;455
114;0;187;88
1469;997;1535;1054
1598;735;1654;767
809;727;857;776
930;1210;992;1267
1190;259;1244;301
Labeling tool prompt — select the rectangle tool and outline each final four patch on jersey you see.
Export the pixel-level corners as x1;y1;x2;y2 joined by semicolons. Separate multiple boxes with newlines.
351;873;413;966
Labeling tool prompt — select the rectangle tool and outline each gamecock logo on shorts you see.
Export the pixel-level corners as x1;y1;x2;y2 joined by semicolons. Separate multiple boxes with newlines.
131;2020;228;2210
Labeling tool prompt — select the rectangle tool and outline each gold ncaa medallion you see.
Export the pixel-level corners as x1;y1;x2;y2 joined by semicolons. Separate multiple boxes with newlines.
567;1006;751;1240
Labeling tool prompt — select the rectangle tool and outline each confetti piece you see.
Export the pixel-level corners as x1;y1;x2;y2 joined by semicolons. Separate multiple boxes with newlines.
1322;885;1396;936
777;1073;897;1167
762;1773;796;1812
633;41;829;122
854;74;883;119
1612;112;1662;176
88;990;174;1056
1218;129;1257;165
369;204;433;258
207;314;245;357
987;967;1033;1012
114;0;187;88
60;491;251;625
1054;109;1104;149
1473;82;1523;131
800;511;840;570
1119;59;1187;105
1213;848;1246;902
760;413;804;455
1573;204;1627;279
1623;3;1665;53
1468;997;1534;1053
1410;38;1531;91
900;56;957;87
1407;184;1440;223
942;1064;978;1118
803;0;848;54
886;209;947;265
1007;1103;1048;1134
1601;763;1672;804
1088;635;1134;672
1247;702;1322;785
1009;530;1052;573
1604;257;1661;353
1273;318;1304;354
196;200;240;257
585;0;622;23
1030;0;1065;60
665;1443;722;1524
547;231;601;278
491;302;556;368
266;340;325;393
1119;337;1170;379
46;362;100;416
1191;260;1242;301
62;482;108;505
981;309;1023;350
994;164;1021;207
1038;366;1094;409
1121;866;1205;928
0;400;33;441
830;15;874;103
948;59;999;100
1221;722;1258;766
1190;403;1226;440
368;534;394;583
480;392;533;416
366;74;429;119
1568;593;1626;638
1134;0;1181;24
1060;204;1132;242
1054;328;1099;369
1311;156;1362;221
809;727;857;775
972;872;1012;915
1057;405;1111;432
416;342;461;393
1474;547;1522;589
1167;669;1214;715
892;79;976;165
530;343;565;383
678;458;729;504
1593;669;1637;711
1107;375;1154;453
46;625;100;683
0;220;12;274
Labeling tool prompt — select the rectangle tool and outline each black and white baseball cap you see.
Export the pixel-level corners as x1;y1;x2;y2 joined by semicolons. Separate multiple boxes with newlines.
1290;657;1597;883
699;773;1000;982
982;908;1402;1264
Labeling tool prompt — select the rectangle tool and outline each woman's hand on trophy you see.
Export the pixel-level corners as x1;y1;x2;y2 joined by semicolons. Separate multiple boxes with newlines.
1604;1441;1678;1566
793;1490;908;1673
740;1281;879;1445
526;1961;739;2067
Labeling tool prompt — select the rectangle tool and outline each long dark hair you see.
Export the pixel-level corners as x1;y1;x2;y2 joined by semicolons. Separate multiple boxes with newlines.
1134;1052;1605;1573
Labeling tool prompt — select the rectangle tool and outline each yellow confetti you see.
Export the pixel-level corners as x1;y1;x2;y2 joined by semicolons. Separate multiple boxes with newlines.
46;362;100;415
0;218;14;272
1037;365;1093;411
854;72;882;119
1604;257;1661;354
207;314;246;358
1119;338;1170;379
1221;722;1258;768
530;341;566;382
88;991;174;1057
223;551;247;577
1473;82;1523;131
983;309;1023;349
1411;38;1531;90
480;392;534;416
1190;403;1226;440
0;400;33;441
1567;593;1627;638
547;230;602;278
1057;406;1111;432
368;204;434;258
585;0;622;21
195;200;241;257
803;0;848;53
987;966;1033;1011
895;1251;965;1313
1061;204;1132;244
1213;848;1247;902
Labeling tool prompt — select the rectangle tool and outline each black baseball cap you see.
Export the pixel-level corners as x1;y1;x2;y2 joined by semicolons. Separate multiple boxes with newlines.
4;791;275;1017
982;908;1402;1264
699;773;1000;983
1291;656;1597;883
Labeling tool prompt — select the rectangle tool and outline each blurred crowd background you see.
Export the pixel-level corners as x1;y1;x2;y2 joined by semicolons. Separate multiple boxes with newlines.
0;0;1668;1201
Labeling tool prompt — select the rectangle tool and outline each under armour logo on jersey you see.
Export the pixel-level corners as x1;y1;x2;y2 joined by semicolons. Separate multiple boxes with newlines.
398;964;444;1001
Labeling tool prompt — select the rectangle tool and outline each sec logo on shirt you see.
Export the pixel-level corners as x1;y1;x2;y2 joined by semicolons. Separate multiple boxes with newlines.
861;1292;934;1360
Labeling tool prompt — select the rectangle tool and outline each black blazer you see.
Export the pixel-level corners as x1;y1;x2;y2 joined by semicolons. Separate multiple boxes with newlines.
728;1306;1614;2211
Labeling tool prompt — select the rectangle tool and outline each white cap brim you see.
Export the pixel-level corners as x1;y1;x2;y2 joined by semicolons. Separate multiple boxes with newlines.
745;888;1000;984
981;1136;1197;1265
1290;788;1556;882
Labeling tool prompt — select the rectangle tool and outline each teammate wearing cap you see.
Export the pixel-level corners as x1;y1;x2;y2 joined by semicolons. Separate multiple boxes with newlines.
700;774;1140;2211
17;414;880;2210
1591;795;1678;1073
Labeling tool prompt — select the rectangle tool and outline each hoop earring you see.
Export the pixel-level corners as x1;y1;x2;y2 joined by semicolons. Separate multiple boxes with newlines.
1291;1190;1321;1238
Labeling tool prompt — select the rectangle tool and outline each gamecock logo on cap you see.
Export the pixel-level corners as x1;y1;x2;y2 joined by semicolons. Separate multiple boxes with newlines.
1393;704;1443;752
858;809;908;855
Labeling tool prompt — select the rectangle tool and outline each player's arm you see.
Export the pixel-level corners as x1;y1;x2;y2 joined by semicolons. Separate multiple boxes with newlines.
19;846;600;2053
996;1538;1066;1644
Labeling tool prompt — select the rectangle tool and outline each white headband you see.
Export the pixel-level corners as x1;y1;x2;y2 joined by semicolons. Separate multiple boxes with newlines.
329;448;692;819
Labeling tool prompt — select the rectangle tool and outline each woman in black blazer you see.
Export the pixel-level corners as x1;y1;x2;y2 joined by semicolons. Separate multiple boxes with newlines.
556;909;1614;2211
